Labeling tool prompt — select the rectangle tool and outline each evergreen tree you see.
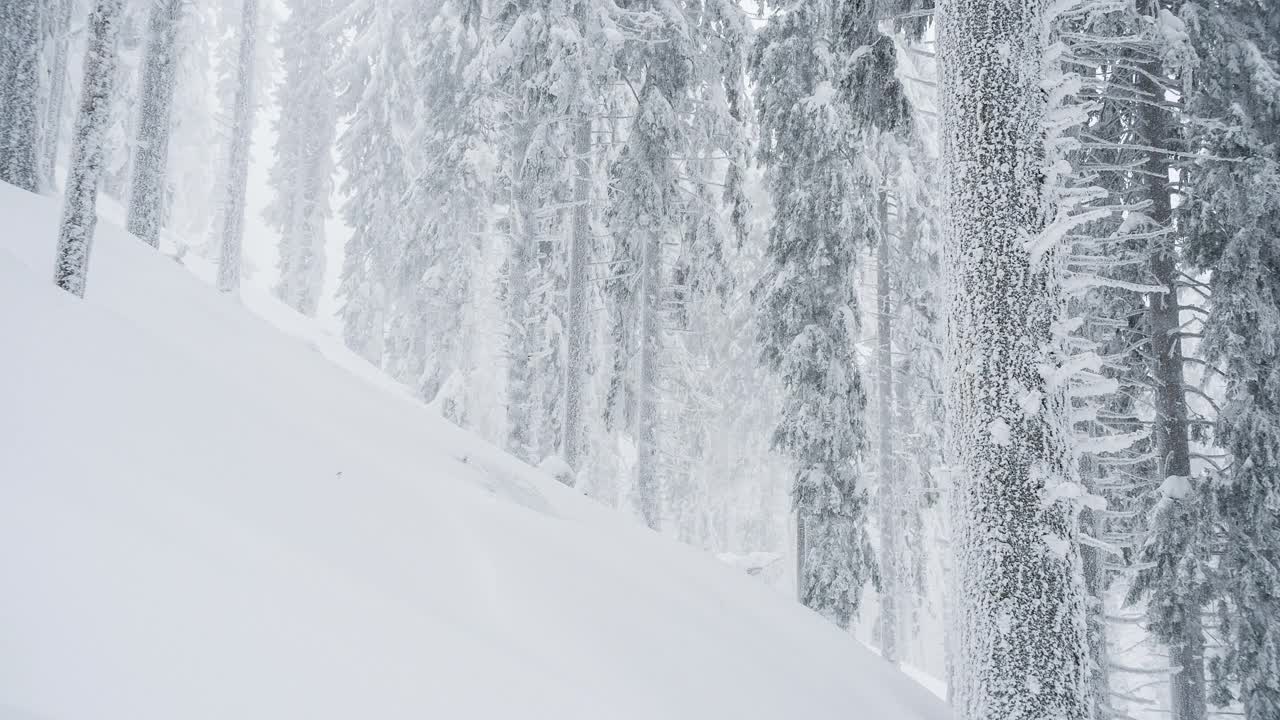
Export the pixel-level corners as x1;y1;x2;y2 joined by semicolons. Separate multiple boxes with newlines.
491;0;615;468
0;0;46;191
1181;3;1280;716
397;0;499;411
126;0;185;248
607;0;747;531
1074;5;1216;717
335;2;410;365
55;0;127;297
493;0;567;463
267;0;338;317
749;0;897;627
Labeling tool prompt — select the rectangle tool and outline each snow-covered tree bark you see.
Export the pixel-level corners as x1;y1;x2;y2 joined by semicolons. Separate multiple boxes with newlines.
126;0;185;248
267;0;337;316
938;0;1092;717
562;110;592;477
216;0;259;294
0;0;46;192
634;221;663;530
876;188;901;665
505;145;540;462
54;0;127;297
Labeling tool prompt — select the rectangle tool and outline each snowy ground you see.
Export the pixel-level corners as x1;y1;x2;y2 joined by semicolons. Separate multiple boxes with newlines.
0;182;948;720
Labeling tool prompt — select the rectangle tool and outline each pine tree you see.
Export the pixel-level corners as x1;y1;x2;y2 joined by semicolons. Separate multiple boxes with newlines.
749;0;895;627
335;2;410;366
216;0;260;294
938;0;1092;717
1180;3;1280;716
492;0;615;468
0;0;46;191
126;0;185;248
493;0;565;463
606;0;747;531
55;0;127;297
387;0;497;408
267;0;338;317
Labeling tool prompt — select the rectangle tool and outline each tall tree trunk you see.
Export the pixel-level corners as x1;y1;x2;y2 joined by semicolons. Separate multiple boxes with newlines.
0;0;45;192
938;1;1092;718
54;0;126;297
635;227;662;531
40;0;74;190
126;0;184;248
1080;475;1113;719
217;0;259;294
506;136;538;463
1137;58;1206;720
876;188;901;666
562;113;591;481
796;512;807;602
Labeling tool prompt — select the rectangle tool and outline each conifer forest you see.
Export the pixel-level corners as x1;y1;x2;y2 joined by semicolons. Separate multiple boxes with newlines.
1;0;1278;718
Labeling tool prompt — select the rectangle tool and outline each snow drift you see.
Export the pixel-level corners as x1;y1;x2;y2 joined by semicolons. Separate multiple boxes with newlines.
0;182;948;720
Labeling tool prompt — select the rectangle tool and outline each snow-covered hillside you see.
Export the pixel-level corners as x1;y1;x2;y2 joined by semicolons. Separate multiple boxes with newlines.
0;181;948;720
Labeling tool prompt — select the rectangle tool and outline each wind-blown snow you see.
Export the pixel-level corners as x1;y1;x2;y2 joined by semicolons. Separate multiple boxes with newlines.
0;181;948;720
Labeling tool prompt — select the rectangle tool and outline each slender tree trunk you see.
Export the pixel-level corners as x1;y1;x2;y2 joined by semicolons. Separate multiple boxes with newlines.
54;0;126;297
562;113;591;481
126;0;184;248
1137;60;1206;720
40;0;74;190
0;0;45;192
876;188;901;666
217;0;259;294
938;0;1092;718
1080;471;1113;719
796;512;807;602
635;226;662;531
506;134;538;463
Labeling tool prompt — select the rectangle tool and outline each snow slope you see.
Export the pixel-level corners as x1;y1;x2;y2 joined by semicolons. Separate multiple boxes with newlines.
0;182;949;720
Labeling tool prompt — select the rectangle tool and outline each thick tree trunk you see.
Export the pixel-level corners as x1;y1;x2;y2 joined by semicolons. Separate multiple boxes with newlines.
0;0;45;192
216;0;259;294
54;0;126;297
876;189;901;666
938;1;1092;718
126;0;184;248
562;114;591;481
